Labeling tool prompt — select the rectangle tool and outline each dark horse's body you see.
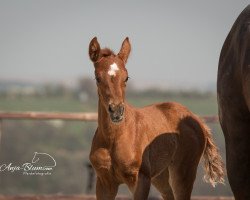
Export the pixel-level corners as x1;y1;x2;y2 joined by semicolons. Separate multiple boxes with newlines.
217;5;250;199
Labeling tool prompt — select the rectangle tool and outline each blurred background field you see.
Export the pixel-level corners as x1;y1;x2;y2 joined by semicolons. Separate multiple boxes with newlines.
0;79;231;197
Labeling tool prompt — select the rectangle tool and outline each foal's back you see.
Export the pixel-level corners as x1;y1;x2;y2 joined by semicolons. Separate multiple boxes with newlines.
136;101;206;142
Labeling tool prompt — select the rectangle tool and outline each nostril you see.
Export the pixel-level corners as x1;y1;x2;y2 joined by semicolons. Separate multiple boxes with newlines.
108;104;115;113
120;106;125;115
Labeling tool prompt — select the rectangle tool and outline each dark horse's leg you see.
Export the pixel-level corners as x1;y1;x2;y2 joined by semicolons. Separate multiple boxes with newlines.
224;124;250;200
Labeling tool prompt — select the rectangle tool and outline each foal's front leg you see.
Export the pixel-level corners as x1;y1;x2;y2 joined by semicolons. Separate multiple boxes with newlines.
96;176;118;200
133;172;151;200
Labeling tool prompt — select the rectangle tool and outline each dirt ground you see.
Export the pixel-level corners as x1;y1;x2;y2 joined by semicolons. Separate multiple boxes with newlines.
0;195;234;200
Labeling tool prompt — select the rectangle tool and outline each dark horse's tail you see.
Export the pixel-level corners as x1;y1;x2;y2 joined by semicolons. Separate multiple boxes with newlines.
201;122;225;187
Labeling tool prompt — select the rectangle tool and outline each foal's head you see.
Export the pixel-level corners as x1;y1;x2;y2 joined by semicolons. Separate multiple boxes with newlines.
89;37;131;123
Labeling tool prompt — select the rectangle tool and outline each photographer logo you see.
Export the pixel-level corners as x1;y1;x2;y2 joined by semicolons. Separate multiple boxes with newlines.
0;152;56;176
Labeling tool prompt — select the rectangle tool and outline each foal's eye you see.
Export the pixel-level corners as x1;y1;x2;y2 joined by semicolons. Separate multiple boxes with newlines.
125;76;129;82
95;77;101;83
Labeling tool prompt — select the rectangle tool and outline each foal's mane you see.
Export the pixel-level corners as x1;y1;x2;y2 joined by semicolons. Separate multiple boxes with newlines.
100;48;115;57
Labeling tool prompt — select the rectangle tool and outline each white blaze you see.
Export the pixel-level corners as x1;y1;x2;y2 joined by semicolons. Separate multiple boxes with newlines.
108;63;119;76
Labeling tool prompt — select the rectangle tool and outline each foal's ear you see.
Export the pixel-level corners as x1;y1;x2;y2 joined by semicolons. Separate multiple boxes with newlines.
118;37;131;63
89;37;101;62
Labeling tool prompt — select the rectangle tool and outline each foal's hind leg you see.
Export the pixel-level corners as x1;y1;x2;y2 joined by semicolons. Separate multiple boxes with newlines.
152;168;174;200
169;163;198;200
169;155;200;200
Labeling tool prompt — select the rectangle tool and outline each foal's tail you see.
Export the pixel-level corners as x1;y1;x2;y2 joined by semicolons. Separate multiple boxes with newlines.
202;123;225;187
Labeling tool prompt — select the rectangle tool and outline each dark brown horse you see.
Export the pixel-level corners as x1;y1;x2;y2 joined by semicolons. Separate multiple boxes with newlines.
89;37;224;200
217;5;250;200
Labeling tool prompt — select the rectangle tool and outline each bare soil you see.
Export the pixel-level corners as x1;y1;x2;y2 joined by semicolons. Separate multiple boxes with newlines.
0;195;234;200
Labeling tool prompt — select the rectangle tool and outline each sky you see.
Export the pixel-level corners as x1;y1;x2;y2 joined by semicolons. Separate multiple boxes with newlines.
0;0;249;90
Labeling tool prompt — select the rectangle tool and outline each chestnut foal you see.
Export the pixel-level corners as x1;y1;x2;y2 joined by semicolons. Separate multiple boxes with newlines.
89;37;224;200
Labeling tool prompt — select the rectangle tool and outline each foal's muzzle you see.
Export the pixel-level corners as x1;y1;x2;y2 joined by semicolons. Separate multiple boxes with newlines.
108;103;125;123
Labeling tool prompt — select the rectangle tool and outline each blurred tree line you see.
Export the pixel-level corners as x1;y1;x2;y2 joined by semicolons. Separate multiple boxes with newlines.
0;77;98;102
0;77;214;101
